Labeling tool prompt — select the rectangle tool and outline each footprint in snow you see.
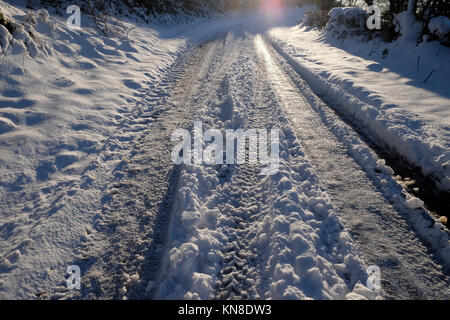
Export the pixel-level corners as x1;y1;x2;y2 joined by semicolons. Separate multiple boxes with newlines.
123;79;142;90
0;99;35;109
0;117;16;134
1;89;24;98
74;88;95;95
367;63;383;72
53;77;75;88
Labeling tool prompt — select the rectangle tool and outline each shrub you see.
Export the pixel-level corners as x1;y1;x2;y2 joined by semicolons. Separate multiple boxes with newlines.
379;10;400;42
316;0;340;11
302;9;330;28
427;16;450;46
416;0;450;21
0;11;14;33
325;7;369;39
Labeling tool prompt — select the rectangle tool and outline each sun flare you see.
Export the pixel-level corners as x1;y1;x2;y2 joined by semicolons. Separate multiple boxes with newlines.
258;0;286;20
265;0;283;11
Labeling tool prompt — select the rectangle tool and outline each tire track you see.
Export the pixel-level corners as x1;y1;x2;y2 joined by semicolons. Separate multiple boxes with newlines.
146;32;248;299
257;35;450;299
72;38;223;299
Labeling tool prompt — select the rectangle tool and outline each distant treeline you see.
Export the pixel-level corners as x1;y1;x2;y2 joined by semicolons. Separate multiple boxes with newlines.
25;0;450;20
27;0;220;16
26;0;306;16
312;0;449;20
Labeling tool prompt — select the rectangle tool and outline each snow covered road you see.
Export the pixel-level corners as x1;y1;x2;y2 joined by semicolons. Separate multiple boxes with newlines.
1;5;449;299
152;30;375;300
81;29;449;300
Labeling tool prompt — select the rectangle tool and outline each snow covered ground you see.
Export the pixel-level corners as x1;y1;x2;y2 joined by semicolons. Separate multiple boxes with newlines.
0;1;449;300
268;12;450;192
0;0;229;299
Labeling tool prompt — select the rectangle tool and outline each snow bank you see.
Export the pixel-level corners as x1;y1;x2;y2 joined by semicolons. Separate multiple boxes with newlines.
0;115;15;133
268;16;450;193
267;17;450;266
428;16;450;40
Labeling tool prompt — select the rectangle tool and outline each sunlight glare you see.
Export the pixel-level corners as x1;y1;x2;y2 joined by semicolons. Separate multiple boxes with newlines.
259;0;285;21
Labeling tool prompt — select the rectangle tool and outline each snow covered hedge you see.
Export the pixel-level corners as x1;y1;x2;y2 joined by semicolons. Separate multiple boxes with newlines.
303;6;395;42
0;9;52;56
427;16;450;45
326;7;368;34
322;7;384;41
303;0;450;45
301;9;330;28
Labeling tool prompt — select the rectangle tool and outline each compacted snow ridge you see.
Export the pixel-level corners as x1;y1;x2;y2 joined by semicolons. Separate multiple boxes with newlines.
0;2;449;300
